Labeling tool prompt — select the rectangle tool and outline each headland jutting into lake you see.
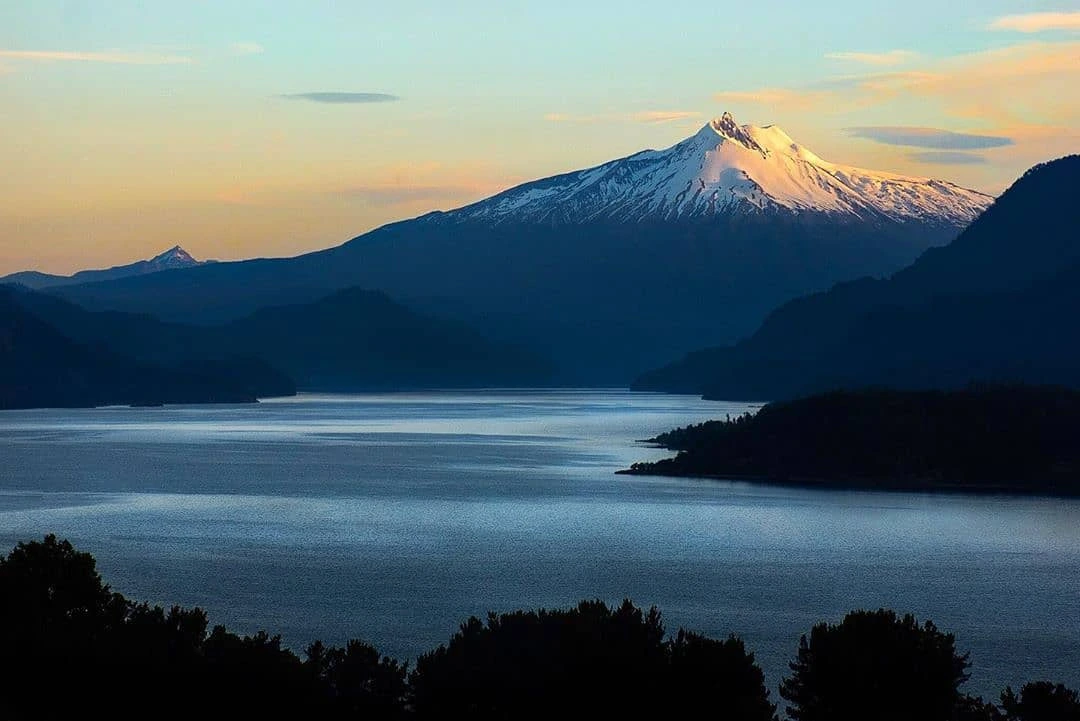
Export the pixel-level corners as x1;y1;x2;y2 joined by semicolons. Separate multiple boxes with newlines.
621;386;1080;496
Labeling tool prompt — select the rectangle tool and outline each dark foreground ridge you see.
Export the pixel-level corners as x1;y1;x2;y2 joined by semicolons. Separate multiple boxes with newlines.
620;386;1080;495
2;535;1076;720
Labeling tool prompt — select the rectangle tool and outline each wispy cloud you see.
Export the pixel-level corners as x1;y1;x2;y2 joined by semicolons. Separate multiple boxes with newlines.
631;110;701;124
335;161;515;208
0;49;193;65
544;110;702;125
846;126;1014;149
825;50;919;66
709;41;1077;186
230;42;264;56
280;92;400;104
336;184;491;206
216;161;514;209
907;151;988;165
988;12;1080;33
544;111;611;124
216;183;482;208
713;42;1079;125
809;70;940;94
713;87;828;111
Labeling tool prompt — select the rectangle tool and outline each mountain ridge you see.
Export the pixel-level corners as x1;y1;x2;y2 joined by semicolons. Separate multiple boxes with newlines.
44;115;995;383
1;245;207;290
632;154;1080;398
0;285;294;409
6;283;552;395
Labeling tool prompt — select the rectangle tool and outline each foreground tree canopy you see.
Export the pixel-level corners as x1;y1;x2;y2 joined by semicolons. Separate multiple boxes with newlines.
780;609;971;721
410;600;776;718
0;536;1076;720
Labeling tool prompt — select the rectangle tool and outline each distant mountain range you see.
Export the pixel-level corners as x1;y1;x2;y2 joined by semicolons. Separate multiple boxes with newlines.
633;155;1080;399
33;114;992;383
217;288;552;390
0;286;293;409
2;246;207;290
1;282;552;408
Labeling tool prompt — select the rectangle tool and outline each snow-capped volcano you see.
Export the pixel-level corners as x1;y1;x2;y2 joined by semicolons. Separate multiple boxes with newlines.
452;112;991;226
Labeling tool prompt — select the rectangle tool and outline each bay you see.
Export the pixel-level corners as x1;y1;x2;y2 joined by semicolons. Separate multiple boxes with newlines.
1;390;1077;699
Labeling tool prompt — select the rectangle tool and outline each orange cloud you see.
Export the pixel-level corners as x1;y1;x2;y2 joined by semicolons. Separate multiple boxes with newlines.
988;12;1080;33
543;112;608;124
712;87;829;111
913;42;1079;125
710;42;1078;193
0;49;193;65
825;50;919;66
334;160;525;212
216;162;518;213
631;110;702;124
714;42;1079;125
336;184;499;206
216;187;266;206
545;110;703;125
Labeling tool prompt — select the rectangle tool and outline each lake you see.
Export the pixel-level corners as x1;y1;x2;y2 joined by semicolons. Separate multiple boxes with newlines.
1;390;1077;699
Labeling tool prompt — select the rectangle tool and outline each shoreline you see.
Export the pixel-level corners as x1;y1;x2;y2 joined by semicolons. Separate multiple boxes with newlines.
616;463;1080;499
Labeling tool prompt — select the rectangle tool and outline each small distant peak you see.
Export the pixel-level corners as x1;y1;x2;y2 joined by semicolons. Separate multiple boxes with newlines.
150;245;200;266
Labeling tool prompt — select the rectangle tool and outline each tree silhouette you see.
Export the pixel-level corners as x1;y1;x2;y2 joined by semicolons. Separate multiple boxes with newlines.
779;609;971;721
668;628;777;719
1002;682;1080;721
2;536;1077;721
0;534;122;719
0;535;399;719
955;694;1006;721
410;598;776;719
307;638;408;718
0;533;112;634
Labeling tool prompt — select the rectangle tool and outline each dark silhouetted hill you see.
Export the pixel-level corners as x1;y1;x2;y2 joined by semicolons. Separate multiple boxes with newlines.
8;284;552;394
621;386;1080;494
220;287;554;390
633;156;1080;399
0;286;292;409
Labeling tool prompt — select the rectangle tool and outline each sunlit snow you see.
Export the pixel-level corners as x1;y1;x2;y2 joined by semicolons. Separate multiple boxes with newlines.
452;112;992;225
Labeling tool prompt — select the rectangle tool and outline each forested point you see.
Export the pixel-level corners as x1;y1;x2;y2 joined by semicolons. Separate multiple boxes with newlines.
1;536;1077;720
621;385;1080;495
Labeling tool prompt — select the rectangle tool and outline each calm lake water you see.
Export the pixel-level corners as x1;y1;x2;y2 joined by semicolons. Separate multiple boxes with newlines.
1;390;1078;699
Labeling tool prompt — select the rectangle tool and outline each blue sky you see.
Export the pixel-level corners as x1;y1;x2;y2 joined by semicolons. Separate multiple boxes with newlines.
1;1;1077;273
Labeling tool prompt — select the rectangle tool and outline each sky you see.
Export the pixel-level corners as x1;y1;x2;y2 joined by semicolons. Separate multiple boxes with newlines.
1;1;1078;275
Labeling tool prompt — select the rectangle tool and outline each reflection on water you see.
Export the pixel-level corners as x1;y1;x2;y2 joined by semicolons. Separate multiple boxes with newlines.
1;390;1077;698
